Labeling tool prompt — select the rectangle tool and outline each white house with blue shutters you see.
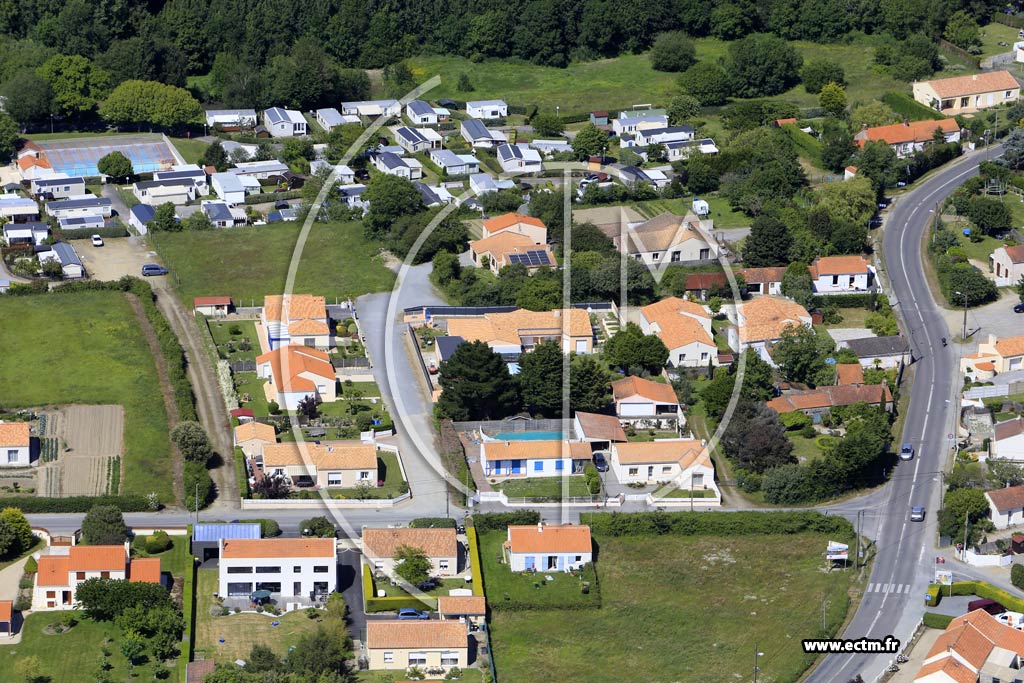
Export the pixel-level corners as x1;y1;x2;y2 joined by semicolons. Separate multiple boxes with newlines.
505;524;593;572
479;439;591;479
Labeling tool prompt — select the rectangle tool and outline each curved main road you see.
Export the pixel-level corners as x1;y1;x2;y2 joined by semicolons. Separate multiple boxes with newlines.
808;146;997;683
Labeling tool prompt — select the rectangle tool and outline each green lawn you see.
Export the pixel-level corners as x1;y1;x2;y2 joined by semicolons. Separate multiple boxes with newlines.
788;431;826;463
957;231;1005;266
235;374;271;416
661;487;718;498
496;476;593;499
326;453;407;499
207;319;260;363
0;291;174;500
487;531;853;683
630;195;749;229
479;531;600;610
151;221;396;303
780;124;825;170
625;429;682;442
339;381;382;397
169;136;211;165
978;21;1023;59
823;306;871;329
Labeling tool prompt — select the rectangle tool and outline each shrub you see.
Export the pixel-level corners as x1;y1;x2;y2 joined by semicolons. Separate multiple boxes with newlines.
735;470;762;493
779;411;812;431
144;532;173;554
583;464;601;495
924;584;941;607
473;511;542;533
799;424;817;439
408;518;457;528
240;519;281;537
268;401;280;415
924;611;954;629
184;462;214;511
1012;564;1024;590
23;556;37;574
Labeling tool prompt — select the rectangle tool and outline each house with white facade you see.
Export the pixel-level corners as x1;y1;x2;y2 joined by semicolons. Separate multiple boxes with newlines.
909;609;1024;683
466;100;508;119
210;173;246;205
310;160;354;183
405;100;441;125
338;184;369;213
263;107;306;137
372;152;424;180
986;484;1024;529
529;139;573;156
413;183;455;208
261;294;329;350
496;144;542;174
612;108;668;136
854;119;961;158
460;119;506;148
430;150;479;176
58;215;104;232
962;335;1024;379
610;440;716;491
259;441;377;488
341;100;401;118
992;245;1024;286
446;307;593;356
233;421;276;459
217;538;336;608
315;108;360;131
30;176;85;199
201;200;246;228
45;196;111;220
809;255;875;294
665;138;719;161
362;527;458;578
992;417;1024;462
727;296;813;365
132;178;196;206
610;376;683;425
0;423;31;467
841;335;911;370
206;109;258;131
366;622;468;673
481;212;547;242
639;297;716;368
628;125;694;148
230;160;289;181
623;212;718;266
50;242;85;278
2;223;49;246
468;231;556;274
393;126;442;154
741;267;786;296
505;524;592;572
34;543;161;611
0;197;39;222
256;345;337;410
480;439;592;479
469;173;516;195
153;165;208;195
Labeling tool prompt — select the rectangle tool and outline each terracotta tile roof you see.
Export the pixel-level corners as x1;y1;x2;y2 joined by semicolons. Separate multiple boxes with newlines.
1002;245;1024;264
36;556;69;586
18;155;50;171
685;272;728;291
741;267;787;284
470;230;536;253
766;384;893;413
611;376;678;404
234;421;276;444
129;557;162;583
994;335;1024;357
483;212;545;234
976;361;996;372
809;255;870;277
648;311;714;350
613;440;707;466
261;441;377;470
507;524;592;554
193;296;232;306
986;484;1024;512
362;527;457;559
738;296;811;343
836;364;864;385
951;608;1024;651
482;440;592;461
923;70;1019;99
995;417;1024;442
221;538;335;559
640;297;709;322
928;622;995;670
0;600;11;622
68;545;127;572
775;118;797;126
573;412;627;442
263;294;326;323
287;319;330;335
438;595;486;615
625;212;709;253
446;309;591;346
0;422;30;447
854;119;960;147
914;658;976;683
367;621;467;650
256;344;334;394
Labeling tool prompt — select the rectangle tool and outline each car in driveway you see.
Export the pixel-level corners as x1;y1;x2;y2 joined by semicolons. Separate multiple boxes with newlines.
91;234;104;247
899;443;914;461
1015;303;1024;314
592;451;609;472
910;506;926;522
397;608;429;620
141;264;168;276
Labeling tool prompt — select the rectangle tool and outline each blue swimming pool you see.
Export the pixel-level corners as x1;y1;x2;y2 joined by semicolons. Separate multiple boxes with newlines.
491;431;565;441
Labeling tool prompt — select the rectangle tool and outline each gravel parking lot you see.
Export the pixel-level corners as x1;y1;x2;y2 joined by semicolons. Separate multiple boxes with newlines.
71;236;166;281
941;289;1022;344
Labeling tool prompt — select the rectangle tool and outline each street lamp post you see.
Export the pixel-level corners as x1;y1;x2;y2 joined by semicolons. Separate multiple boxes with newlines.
752;645;764;683
954;290;968;340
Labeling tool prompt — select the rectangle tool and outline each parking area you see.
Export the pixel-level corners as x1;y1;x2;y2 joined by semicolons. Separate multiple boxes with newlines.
71;235;166;281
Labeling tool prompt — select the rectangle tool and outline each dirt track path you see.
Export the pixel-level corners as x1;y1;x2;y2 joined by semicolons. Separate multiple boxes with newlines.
149;280;238;510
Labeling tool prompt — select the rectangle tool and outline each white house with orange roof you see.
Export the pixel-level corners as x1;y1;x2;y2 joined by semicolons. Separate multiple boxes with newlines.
256;345;337;409
438;595;486;627
991;244;1024;287
808;255;874;294
622;212;718;266
480;212;547;244
217;538;337;606
610;375;682;423
912;609;1024;683
913;70;1020;114
853;119;960;158
260;294;330;350
366;621;468;672
480;439;592;479
639;297;718;367
0;422;31;467
362;526;459;577
961;334;1024;379
33;543;162;610
991;417;1024;462
610;440;717;491
504;523;592;572
728;296;812;364
259;441;377;488
468;231;556;274
233;421;277;459
445;308;593;356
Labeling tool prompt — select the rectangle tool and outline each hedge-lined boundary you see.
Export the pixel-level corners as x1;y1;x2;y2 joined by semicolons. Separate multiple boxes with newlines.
923;612;954;629
179;547;198;683
409;517;457;528
60;226;131;240
926;580;1024;613
579;511;854;537
234;448;251;499
466;527;485;598
243;190;301;205
4;495;152;512
361;563;433;613
472;511;541;533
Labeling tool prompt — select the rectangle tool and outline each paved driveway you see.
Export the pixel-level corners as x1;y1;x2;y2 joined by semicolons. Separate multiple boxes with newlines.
940;288;1021;343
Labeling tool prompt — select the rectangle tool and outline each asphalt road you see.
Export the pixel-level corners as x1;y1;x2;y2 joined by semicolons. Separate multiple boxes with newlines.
806;146;996;683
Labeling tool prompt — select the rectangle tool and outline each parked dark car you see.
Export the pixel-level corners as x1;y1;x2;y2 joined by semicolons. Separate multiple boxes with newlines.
968;598;1005;615
1014;303;1024;314
141;264;168;276
355;169;370;181
592;452;609;472
397;608;429;620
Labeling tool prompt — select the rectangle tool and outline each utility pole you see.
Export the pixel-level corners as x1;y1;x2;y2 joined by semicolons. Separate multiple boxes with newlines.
955;291;968;340
753;644;763;683
963;510;970;560
856;510;863;566
195;482;199;524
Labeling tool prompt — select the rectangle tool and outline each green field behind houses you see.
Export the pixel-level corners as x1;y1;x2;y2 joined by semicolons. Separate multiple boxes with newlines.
151;221;396;304
0;291;174;500
486;531;854;683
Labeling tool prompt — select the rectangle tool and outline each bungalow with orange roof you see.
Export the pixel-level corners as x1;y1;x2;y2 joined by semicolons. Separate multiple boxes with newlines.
741;266;787;296
480;212;547;244
853;119;960;158
808;255;874;295
445;308;593;356
233;421;277;458
468;231;556;274
991;417;1024;462
610;440;717;493
259;441;377;489
912;608;1024;683
362;527;459;577
260;294;330;350
728;296;812;364
256;344;337;409
622;212;718;266
991;244;1024;287
0;422;32;467
217;537;337;606
504;523;592;572
193;296;233;317
961;334;1024;379
985;483;1024;529
33;542;162;610
912;70;1020;114
366;620;468;673
572;411;627;450
611;375;682;425
639;297;718;368
438;595;486;627
835;363;865;386
767;384;893;423
480;439;592;478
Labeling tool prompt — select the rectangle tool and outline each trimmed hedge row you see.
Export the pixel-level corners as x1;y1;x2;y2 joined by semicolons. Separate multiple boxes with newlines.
5;495;152;512
361;563;433;613
923;612;954;629
60;226;131;240
579;511;854;537
466;527;485;598
243;190;301;205
926;580;1024;612
925;584;941;606
408;517;457;528
807;293;880;310
472;511;541;533
234;448;250;499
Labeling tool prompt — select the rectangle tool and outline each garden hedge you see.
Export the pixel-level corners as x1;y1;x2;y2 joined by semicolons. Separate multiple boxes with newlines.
923;612;954;629
926;580;1024;612
4;495;152;512
409;517;457;528
243;190;301;205
234;449;250;499
580;511;853;537
807;293;880;310
361;563;432;613
472;511;541;533
466;527;485;598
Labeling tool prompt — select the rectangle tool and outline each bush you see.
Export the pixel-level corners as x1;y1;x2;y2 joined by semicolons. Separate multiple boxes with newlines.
184;462;214;511
735;470;762;493
466;527;485;597
60;226;130;240
1012;563;1024;590
408;517;457;528
580;511;852;537
241;519;281;537
299;516;336;537
583;464;601;495
779;411;812;431
24;556;37;574
924;611;954;629
799;424;817;439
472;511;541;533
0;495;152;513
144;532;173;554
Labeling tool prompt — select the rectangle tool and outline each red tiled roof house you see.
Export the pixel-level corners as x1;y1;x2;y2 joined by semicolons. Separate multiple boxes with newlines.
33;542;162;611
504;523;592;572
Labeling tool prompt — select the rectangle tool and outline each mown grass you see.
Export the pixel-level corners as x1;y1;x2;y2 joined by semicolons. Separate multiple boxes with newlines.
479;531;600;610
207;319;260;363
630;195;749;228
169;137;211;165
487;532;853;683
496;476;593;499
0;291;173;500
151;221;396;304
978;21;1022;59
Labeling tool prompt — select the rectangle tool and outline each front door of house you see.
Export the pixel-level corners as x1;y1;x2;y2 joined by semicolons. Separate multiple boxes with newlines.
293;582;302;596
547;556;558;570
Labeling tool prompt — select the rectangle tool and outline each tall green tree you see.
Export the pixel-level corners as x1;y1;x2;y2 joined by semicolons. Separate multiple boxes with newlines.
727;33;802;98
0;508;34;557
603;323;669;374
363;174;424;239
667;94;701;125
0;70;53;126
720;399;795;473
678;62;731;105
856;140;898;200
818;82;847;117
37;54;110;116
100;80;202;128
531;113;565;137
518;340;565;417
649;31;697;72
147;203;180;233
393;545;432;584
171;421;213;464
772;324;834;386
943;10;981;50
81;505;128;545
569;354;611;414
801;59;846;94
781;263;815;308
571;123;608;159
0;112;19;162
742;214;793;267
96;151;133;182
437;341;519;420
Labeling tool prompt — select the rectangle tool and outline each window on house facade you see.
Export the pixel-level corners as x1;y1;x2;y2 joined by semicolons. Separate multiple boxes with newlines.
534;461;543;471
409;653;427;666
227;566;252;574
555;460;564;471
652;252;660;261
6;450;17;463
293;566;302;573
359;470;370;480
628;467;638;476
662;466;672;474
76;572;85;580
328;473;342;486
255;566;281;574
701;352;708;360
961;97;969;107
439;560;449;571
831;275;839;285
441;652;460;666
383;652;394;664
699;248;710;259
314;565;329;573
671;251;681;262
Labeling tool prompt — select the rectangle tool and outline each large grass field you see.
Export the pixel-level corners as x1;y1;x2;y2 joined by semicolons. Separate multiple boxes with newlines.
0;291;174;500
486;531;854;683
630;195;750;229
151;221;396;304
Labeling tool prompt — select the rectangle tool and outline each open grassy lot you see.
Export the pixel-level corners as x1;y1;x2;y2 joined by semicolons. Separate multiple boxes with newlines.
479;531;600;610
169;136;210;165
496;476;593;499
487;531;853;683
823;306;872;329
630;195;749;228
0;291;174;500
193;569;321;662
326;453;406;499
151;221;396;304
978;21;1022;59
207;319;260;363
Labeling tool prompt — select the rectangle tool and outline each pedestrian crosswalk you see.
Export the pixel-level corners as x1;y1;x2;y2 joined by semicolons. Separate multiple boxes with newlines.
867;583;913;595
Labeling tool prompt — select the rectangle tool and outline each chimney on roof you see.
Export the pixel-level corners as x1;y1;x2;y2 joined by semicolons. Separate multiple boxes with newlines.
553;309;561;318
537;522;543;533
861;123;868;131
903;118;910;127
